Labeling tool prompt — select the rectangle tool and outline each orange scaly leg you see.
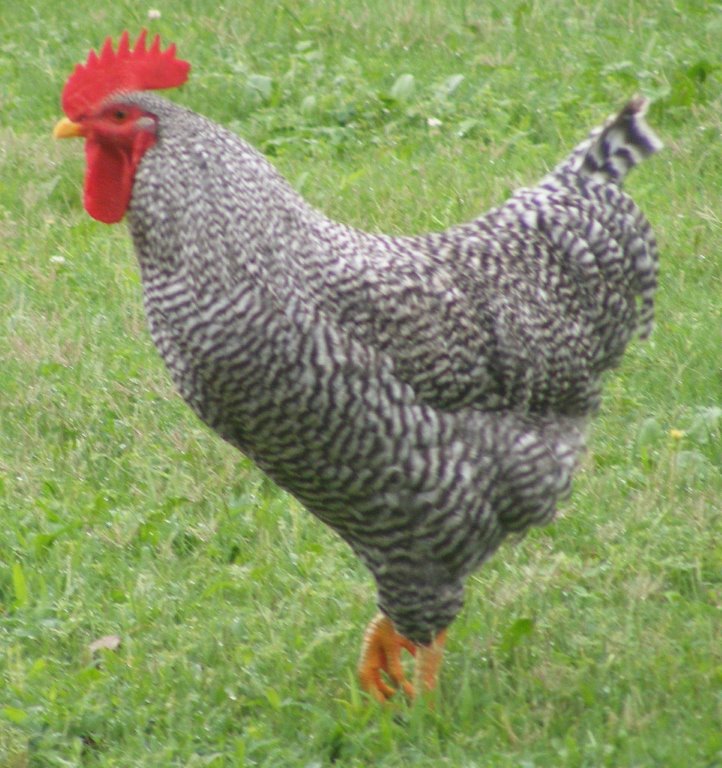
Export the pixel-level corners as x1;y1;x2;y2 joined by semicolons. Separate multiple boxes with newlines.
358;613;447;702
414;628;447;696
358;613;416;701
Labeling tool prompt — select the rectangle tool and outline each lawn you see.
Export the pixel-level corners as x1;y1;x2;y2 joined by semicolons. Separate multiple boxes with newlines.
1;1;720;766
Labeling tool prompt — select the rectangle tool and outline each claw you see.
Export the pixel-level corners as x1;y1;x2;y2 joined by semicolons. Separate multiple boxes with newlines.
358;613;415;701
357;613;446;702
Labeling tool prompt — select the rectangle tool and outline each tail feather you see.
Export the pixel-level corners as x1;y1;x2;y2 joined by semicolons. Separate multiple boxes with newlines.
556;96;663;184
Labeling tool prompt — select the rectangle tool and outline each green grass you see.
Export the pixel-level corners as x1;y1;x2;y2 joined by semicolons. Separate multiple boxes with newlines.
1;0;721;765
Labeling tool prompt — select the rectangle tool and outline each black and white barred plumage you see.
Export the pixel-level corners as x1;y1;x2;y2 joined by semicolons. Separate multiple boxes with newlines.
124;93;661;644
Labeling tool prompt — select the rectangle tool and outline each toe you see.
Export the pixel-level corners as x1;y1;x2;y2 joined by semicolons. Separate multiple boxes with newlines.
358;613;417;701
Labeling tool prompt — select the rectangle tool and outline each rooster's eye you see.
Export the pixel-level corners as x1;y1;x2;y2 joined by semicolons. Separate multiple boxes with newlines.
113;109;127;121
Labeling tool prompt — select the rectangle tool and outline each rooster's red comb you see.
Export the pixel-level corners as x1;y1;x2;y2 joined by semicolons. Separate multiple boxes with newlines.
61;30;190;120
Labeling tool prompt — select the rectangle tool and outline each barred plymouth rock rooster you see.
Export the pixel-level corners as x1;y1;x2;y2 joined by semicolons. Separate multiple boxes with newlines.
54;31;662;701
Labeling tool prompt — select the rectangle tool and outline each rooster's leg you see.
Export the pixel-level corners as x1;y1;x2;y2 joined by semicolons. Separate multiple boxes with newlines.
414;628;447;696
358;613;447;702
358;613;416;701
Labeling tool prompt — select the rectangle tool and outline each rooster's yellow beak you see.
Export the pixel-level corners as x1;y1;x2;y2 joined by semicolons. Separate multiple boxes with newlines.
53;117;84;139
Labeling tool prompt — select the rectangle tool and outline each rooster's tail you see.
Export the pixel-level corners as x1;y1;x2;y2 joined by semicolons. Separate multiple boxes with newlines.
556;96;663;184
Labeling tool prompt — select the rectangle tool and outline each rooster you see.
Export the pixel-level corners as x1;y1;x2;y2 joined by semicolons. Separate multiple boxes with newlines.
54;31;662;702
